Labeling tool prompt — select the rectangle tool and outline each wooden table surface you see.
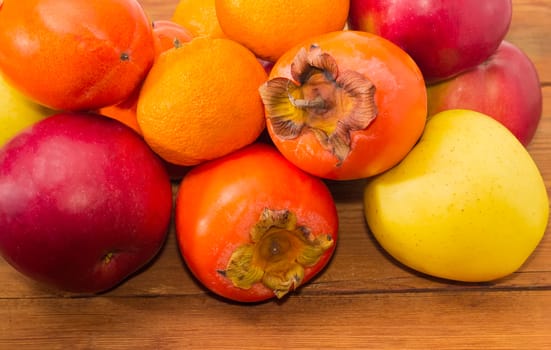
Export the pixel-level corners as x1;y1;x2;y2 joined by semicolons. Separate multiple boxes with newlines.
1;0;550;348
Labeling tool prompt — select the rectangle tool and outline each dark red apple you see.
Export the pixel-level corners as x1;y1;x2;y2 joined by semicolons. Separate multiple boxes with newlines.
348;0;512;83
0;112;173;293
427;40;542;146
257;57;274;75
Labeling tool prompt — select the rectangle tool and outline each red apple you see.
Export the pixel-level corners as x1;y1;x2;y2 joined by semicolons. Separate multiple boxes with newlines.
426;41;542;146
257;57;274;75
348;0;512;83
0;112;173;293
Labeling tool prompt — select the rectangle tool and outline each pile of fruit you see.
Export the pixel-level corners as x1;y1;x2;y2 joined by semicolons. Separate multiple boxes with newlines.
0;0;548;303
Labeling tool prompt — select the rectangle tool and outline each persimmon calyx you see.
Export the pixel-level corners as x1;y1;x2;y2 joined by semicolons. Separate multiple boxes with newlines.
223;208;334;299
259;44;378;165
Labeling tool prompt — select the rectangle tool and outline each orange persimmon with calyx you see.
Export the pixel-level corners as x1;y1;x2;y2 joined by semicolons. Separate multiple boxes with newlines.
0;0;156;111
175;143;338;303
259;30;427;180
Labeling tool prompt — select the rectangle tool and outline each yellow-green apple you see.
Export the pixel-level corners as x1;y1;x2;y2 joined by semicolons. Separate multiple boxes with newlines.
427;41;542;146
0;73;55;146
348;0;512;83
0;112;173;293
364;109;549;282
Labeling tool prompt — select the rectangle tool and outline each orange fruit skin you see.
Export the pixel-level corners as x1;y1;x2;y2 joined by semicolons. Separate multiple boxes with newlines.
215;0;349;62
136;37;268;166
152;20;194;57
175;143;338;303
98;20;194;135
0;0;156;111
98;86;142;134
267;31;427;180
172;0;226;38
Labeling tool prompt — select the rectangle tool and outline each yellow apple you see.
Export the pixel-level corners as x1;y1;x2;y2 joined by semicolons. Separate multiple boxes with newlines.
0;73;55;146
364;109;549;282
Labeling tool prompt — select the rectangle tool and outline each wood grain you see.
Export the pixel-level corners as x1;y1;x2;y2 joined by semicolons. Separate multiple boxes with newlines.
1;0;550;348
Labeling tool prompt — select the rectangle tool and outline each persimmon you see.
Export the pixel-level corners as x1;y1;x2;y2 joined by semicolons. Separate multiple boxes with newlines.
259;30;427;180
175;143;338;302
0;0;156;111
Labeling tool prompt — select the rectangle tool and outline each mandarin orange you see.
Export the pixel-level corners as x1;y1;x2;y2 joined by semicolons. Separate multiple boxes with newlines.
215;0;350;62
136;37;268;166
172;0;225;38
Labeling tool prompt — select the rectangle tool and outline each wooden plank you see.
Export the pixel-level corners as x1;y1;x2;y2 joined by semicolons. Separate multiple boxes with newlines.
1;290;550;349
140;0;179;22
507;0;551;82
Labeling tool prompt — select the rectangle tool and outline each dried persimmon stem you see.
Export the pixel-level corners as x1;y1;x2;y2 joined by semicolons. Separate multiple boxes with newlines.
259;45;377;165
223;208;333;299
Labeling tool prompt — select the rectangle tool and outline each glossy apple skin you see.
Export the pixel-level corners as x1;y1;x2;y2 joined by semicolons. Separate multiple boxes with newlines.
427;41;542;146
348;0;512;83
0;112;173;293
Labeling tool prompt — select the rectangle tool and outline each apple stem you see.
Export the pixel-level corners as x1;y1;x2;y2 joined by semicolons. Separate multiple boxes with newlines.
103;252;114;264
